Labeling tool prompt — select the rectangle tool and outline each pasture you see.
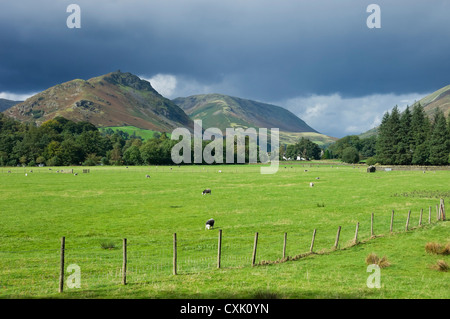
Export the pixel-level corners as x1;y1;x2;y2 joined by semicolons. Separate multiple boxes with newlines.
0;163;448;298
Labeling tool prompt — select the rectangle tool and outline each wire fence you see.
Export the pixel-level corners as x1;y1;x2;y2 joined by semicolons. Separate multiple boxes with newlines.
0;201;445;297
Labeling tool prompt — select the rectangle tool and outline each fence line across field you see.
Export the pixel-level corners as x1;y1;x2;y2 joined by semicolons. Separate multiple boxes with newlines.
0;200;445;295
59;199;444;292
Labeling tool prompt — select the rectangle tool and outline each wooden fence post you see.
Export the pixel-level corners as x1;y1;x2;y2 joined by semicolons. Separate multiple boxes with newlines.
122;238;127;285
217;229;222;269
354;222;359;244
406;210;411;231
173;233;177;275
419;208;423;226
283;232;287;259
252;232;258;267
371;212;375;237
441;198;446;221
334;226;341;249
390;210;394;233
59;236;65;293
310;229;317;253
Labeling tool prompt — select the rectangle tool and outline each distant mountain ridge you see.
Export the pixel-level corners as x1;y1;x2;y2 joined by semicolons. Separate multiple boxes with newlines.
173;93;318;133
0;98;22;112
5;71;193;132
419;84;450;118
2;71;336;145
359;84;450;138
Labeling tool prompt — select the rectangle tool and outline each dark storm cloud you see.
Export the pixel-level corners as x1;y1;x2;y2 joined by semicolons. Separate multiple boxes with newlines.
1;0;450;101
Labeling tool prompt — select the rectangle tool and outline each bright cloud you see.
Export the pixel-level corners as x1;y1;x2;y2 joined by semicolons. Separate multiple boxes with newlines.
141;73;429;138
143;74;178;98
141;73;242;99
0;92;35;101
275;92;428;138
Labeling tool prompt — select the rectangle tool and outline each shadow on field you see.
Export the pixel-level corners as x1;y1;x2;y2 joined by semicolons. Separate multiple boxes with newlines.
33;285;375;299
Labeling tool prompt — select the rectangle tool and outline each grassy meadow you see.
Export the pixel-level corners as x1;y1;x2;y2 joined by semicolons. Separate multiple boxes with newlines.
98;126;163;140
0;163;448;298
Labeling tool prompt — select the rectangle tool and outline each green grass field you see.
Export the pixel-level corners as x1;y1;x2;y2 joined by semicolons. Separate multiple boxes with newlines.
0;163;448;299
98;126;163;140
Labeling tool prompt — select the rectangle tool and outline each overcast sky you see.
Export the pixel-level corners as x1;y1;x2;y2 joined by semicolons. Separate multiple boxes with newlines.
1;0;449;137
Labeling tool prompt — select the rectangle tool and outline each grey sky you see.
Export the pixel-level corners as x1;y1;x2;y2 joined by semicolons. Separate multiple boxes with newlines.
1;0;449;137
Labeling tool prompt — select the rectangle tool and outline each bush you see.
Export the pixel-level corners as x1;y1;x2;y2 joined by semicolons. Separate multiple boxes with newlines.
366;157;377;166
36;156;46;165
101;157;110;166
83;153;101;166
341;147;360;164
46;156;62;166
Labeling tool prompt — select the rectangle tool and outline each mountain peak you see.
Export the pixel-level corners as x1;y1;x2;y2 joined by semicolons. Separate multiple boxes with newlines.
5;71;192;132
100;71;158;94
173;93;318;133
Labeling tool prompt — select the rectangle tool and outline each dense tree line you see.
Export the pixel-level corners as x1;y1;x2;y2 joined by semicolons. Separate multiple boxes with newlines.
375;104;449;165
0;114;265;167
283;137;322;160
327;135;377;164
328;103;450;165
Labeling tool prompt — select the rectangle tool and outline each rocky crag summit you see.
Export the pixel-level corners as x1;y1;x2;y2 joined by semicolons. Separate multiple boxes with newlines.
5;71;193;132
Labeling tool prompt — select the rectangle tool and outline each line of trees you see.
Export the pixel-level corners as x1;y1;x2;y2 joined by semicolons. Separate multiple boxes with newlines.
375;104;450;165
2;102;448;167
326;135;377;164
283;137;322;160
326;103;450;165
0;114;183;167
0;114;264;167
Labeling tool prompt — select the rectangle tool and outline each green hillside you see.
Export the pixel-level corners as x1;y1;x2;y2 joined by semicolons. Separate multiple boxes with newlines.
5;71;193;133
173;94;318;133
173;94;337;146
419;84;450;118
359;84;450;138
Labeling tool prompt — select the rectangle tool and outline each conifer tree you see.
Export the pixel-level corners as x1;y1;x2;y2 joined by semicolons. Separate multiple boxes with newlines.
375;111;391;164
376;106;401;164
410;103;431;165
396;106;413;164
428;110;450;165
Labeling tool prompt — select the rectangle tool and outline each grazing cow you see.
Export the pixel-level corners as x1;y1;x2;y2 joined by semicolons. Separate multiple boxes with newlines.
146;174;150;178
202;189;211;195
74;173;78;176
315;177;320;180
205;218;215;230
309;182;314;187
